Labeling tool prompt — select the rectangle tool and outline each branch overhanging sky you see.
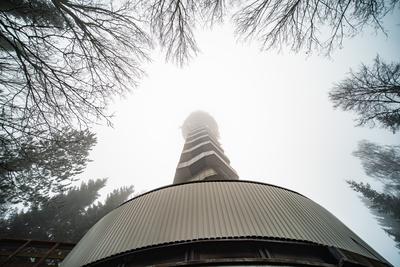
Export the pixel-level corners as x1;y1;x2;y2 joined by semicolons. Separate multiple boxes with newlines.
78;12;400;265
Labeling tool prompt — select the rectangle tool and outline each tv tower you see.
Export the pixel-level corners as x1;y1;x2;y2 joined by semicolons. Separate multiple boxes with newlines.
62;111;391;267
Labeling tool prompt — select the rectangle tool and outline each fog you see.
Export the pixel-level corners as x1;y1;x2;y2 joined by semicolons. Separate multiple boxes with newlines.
78;20;400;264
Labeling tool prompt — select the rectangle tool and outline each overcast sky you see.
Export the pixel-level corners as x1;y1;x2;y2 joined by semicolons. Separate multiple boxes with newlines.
78;13;400;265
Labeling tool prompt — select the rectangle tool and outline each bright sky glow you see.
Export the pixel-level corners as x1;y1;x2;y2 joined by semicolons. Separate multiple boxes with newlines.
79;17;400;265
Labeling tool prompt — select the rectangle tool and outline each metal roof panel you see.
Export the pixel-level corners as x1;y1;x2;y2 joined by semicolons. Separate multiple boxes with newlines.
61;180;388;267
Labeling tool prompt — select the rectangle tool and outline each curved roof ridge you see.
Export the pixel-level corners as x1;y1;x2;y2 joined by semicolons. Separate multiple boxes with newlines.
119;180;308;208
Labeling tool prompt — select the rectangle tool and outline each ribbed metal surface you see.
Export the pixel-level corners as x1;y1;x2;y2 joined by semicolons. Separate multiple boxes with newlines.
61;181;387;267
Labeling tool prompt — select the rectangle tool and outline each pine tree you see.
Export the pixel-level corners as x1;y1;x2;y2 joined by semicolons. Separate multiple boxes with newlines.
0;179;134;243
348;141;400;249
0;129;96;214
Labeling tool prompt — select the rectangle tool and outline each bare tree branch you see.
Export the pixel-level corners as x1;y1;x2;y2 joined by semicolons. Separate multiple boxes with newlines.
330;56;400;132
233;0;399;54
0;0;151;140
142;0;227;65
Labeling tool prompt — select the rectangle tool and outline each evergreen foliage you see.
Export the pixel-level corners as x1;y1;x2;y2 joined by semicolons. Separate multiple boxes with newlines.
348;141;400;249
0;129;96;214
0;179;134;243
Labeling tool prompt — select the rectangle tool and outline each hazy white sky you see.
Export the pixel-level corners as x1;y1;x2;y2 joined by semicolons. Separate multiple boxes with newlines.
79;14;400;265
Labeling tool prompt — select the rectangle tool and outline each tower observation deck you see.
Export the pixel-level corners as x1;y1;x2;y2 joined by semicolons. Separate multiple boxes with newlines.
61;111;391;267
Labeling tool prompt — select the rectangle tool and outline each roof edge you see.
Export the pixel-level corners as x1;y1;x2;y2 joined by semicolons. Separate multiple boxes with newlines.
119;179;308;208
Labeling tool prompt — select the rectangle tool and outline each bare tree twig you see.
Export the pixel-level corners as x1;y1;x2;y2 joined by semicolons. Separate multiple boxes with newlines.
330;56;400;132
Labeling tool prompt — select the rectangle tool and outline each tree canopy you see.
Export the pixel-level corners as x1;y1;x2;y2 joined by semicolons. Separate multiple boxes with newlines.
330;56;400;133
143;0;400;63
0;0;150;141
0;129;96;214
233;0;399;54
348;141;400;249
1;0;399;143
0;178;134;242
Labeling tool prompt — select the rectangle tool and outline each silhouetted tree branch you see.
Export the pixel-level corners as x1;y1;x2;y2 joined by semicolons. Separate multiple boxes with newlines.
0;0;151;141
233;0;399;53
143;0;227;65
1;0;399;142
330;56;400;132
142;0;399;64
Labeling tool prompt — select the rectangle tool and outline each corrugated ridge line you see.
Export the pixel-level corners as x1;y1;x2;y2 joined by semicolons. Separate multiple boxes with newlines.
190;183;199;240
251;183;284;237
80;208;118;264
219;184;239;237
292;191;346;247
202;183;212;238
269;185;311;239
259;184;289;238
335;214;388;262
284;188;326;244
235;183;259;236
213;183;225;237
61;207;118;266
272;187;311;241
267;186;300;239
169;187;178;240
222;182;237;236
81;204;127;265
302;192;342;245
282;185;332;243
176;184;187;241
147;185;166;246
127;189;151;251
88;190;148;263
225;183;246;237
184;184;194;239
177;185;188;241
119;192;145;252
120;191;144;253
157;185;171;243
103;191;144;257
306;194;370;256
215;182;234;236
305;197;378;259
304;197;355;250
243;183;269;237
162;186;178;243
158;186;171;242
61;181;386;267
208;183;220;237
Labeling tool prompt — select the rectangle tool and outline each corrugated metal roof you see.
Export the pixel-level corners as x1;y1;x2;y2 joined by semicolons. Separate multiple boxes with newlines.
61;180;387;267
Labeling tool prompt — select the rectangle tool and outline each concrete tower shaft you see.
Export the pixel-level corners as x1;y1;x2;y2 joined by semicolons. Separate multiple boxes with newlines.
174;111;238;184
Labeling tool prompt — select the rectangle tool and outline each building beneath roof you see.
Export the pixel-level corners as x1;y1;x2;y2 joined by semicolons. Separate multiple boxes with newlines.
61;111;391;267
0;238;75;266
